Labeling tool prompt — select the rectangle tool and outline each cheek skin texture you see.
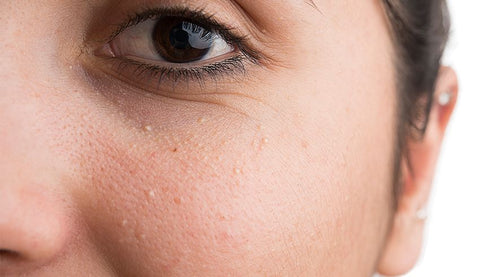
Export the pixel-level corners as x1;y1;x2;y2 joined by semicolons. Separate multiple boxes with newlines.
1;0;396;276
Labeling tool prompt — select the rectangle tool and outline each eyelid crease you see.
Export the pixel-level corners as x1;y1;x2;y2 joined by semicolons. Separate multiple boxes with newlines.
224;1;290;67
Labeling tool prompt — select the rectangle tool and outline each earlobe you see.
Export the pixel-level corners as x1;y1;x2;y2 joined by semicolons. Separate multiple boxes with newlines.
376;66;458;276
376;159;429;276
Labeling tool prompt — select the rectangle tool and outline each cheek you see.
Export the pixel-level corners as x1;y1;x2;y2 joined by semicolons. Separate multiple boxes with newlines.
69;105;324;275
64;93;295;275
61;81;394;277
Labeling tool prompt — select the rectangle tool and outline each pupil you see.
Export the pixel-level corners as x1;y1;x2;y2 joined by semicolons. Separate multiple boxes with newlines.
152;17;214;63
169;25;190;50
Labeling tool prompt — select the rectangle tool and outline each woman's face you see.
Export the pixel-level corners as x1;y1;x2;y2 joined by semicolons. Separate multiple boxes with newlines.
1;0;401;276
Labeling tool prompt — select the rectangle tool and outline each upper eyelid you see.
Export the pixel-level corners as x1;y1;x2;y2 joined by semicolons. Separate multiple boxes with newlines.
109;7;240;43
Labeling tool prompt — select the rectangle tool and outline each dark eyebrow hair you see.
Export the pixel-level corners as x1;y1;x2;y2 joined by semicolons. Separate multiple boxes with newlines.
305;0;321;12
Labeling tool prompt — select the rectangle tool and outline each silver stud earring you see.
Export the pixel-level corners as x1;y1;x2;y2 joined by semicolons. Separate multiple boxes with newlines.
415;207;429;221
438;91;453;106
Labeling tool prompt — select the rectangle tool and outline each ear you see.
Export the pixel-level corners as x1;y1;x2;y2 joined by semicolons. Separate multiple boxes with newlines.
377;66;458;276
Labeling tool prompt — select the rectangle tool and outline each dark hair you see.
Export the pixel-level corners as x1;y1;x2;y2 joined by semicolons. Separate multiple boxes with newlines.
382;0;451;201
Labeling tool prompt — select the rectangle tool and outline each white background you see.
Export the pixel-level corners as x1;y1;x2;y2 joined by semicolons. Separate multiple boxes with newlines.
405;1;480;276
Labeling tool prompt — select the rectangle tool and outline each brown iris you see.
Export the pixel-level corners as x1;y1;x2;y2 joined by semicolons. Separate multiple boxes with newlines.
152;17;214;63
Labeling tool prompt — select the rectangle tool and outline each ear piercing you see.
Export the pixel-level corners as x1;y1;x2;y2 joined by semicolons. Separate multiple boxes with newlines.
415;207;429;221
438;91;453;106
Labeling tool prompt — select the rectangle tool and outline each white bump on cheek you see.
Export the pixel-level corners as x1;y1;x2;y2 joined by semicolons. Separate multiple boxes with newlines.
143;125;153;132
259;137;270;150
122;219;128;227
148;190;155;198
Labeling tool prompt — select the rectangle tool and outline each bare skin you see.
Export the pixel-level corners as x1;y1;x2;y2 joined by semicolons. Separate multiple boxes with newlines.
0;0;457;276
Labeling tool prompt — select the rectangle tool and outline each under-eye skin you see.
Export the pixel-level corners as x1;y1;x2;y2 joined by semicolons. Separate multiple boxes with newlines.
94;7;262;91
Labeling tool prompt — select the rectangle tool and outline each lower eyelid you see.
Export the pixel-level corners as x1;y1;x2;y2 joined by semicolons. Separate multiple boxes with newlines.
91;53;250;94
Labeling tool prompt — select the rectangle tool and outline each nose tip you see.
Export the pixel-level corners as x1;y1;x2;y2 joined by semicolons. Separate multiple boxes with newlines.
0;187;69;273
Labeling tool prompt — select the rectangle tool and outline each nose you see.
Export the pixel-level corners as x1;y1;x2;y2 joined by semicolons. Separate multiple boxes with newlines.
0;105;72;274
0;69;71;276
0;82;72;275
0;103;71;274
0;3;73;274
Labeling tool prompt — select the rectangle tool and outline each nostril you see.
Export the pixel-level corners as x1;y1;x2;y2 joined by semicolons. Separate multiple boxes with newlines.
0;249;21;261
0;249;13;255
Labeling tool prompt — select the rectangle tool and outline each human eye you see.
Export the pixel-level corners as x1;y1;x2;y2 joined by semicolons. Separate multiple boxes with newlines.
94;7;261;91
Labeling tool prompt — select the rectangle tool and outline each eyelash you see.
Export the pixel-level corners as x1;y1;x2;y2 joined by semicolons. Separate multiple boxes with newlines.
103;7;261;88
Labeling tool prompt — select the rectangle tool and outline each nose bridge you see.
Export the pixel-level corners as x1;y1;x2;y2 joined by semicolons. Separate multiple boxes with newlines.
0;0;60;167
0;2;34;69
0;69;53;183
0;1;61;87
